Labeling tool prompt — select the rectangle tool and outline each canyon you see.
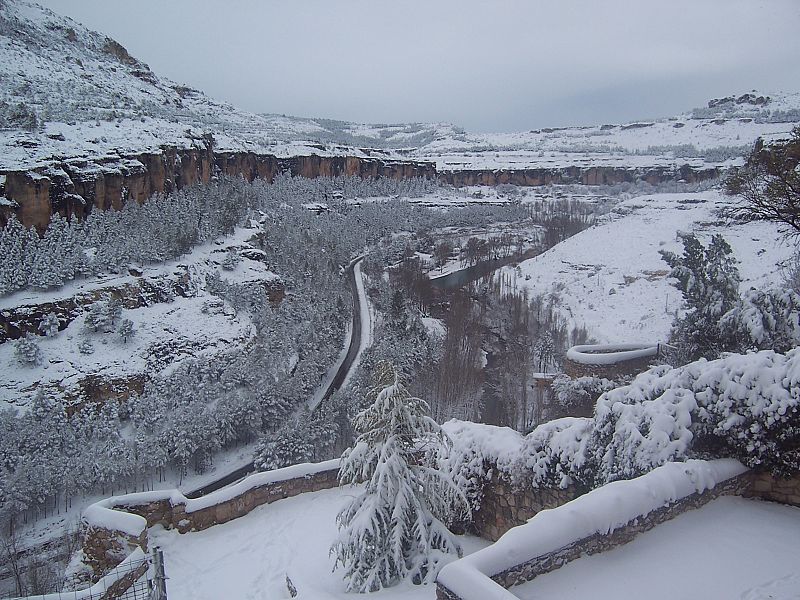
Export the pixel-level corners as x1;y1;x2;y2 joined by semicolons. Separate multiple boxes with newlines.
0;138;724;231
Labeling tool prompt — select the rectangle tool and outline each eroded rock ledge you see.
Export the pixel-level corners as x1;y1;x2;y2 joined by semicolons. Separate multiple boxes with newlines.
0;137;724;231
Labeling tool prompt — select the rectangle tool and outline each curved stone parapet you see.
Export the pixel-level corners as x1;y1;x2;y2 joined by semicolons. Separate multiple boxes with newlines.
79;460;340;581
436;459;750;600
564;342;662;379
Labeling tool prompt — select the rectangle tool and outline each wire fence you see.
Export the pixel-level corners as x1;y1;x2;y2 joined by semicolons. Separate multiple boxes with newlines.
2;547;166;600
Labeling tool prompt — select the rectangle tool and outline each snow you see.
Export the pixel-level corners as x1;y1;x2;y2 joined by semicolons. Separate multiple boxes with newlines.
437;459;747;600
414;92;800;172
513;496;800;600
82;460;340;536
0;225;278;411
343;256;372;389
2;1;798;176
501;190;795;343
148;485;490;600
421;317;446;338
443;420;525;476
565;343;660;365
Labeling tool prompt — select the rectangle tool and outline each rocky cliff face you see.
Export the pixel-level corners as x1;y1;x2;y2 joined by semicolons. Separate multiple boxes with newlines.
0;141;723;231
1;138;216;231
438;163;721;187
0;141;436;231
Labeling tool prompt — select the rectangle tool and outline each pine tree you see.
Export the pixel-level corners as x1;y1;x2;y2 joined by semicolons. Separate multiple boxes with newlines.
14;335;42;366
660;234;741;362
221;248;240;271
721;287;800;353
107;298;123;327
117;319;135;343
84;302;112;333
331;362;467;593
38;313;60;338
77;338;94;355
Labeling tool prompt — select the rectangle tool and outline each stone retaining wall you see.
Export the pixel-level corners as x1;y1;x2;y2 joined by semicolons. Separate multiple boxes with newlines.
436;461;779;600
563;353;657;380
472;471;579;542
81;462;340;581
563;343;662;380
490;472;750;591
745;471;800;507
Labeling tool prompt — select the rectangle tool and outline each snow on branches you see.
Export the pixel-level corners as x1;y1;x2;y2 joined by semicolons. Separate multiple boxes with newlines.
331;362;467;592
444;349;799;505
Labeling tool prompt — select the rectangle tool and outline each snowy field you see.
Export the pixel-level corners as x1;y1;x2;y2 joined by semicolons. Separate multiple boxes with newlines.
513;496;800;600
501;190;795;344
149;486;490;600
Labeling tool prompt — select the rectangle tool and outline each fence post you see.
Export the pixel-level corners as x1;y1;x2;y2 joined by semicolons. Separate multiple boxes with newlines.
151;547;167;600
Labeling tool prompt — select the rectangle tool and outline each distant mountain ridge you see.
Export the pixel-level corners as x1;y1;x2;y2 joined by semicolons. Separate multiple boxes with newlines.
1;0;799;173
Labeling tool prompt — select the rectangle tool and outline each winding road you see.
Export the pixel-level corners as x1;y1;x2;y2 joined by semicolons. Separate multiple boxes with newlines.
185;256;368;498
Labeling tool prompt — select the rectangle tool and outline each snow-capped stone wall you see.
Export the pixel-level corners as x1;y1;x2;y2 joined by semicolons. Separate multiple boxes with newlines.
436;459;751;600
563;342;661;379
80;460;340;580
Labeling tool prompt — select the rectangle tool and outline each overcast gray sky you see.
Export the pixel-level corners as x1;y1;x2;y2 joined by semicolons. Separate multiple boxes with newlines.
36;0;800;132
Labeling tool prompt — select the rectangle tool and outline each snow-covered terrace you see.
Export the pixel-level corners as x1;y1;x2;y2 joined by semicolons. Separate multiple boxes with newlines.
147;485;489;600
513;496;800;600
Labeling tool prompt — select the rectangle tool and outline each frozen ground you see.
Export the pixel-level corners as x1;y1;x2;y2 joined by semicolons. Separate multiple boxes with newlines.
513;496;800;600
149;485;490;600
501;190;796;344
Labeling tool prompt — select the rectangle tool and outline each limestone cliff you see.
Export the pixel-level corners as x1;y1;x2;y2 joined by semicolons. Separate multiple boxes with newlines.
438;164;721;188
0;138;724;232
0;140;436;231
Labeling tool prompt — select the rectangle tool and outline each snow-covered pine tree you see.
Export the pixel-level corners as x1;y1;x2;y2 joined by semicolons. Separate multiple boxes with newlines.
331;362;467;593
660;233;741;363
107;298;123;326
38;312;60;338
221;248;240;271
117;318;135;343
721;287;800;353
253;410;336;471
84;301;112;333
14;335;43;366
77;338;94;355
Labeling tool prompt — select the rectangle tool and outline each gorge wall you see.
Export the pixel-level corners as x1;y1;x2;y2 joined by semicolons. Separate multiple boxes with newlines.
0;142;437;231
0;139;722;231
438;163;721;187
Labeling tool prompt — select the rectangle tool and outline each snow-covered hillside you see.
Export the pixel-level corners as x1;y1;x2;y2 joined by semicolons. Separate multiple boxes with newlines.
500;189;794;344
2;1;798;174
414;92;800;172
0;0;405;170
0;225;275;410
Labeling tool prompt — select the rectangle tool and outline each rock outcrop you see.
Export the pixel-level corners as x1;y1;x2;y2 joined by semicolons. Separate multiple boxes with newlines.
0;138;723;232
0;139;437;231
438;164;721;188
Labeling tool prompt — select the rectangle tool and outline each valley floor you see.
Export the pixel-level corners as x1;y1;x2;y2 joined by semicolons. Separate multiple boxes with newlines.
149;486;489;600
513;496;800;600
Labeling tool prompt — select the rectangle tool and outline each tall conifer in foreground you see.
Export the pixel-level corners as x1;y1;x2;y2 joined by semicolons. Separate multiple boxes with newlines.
331;362;466;593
